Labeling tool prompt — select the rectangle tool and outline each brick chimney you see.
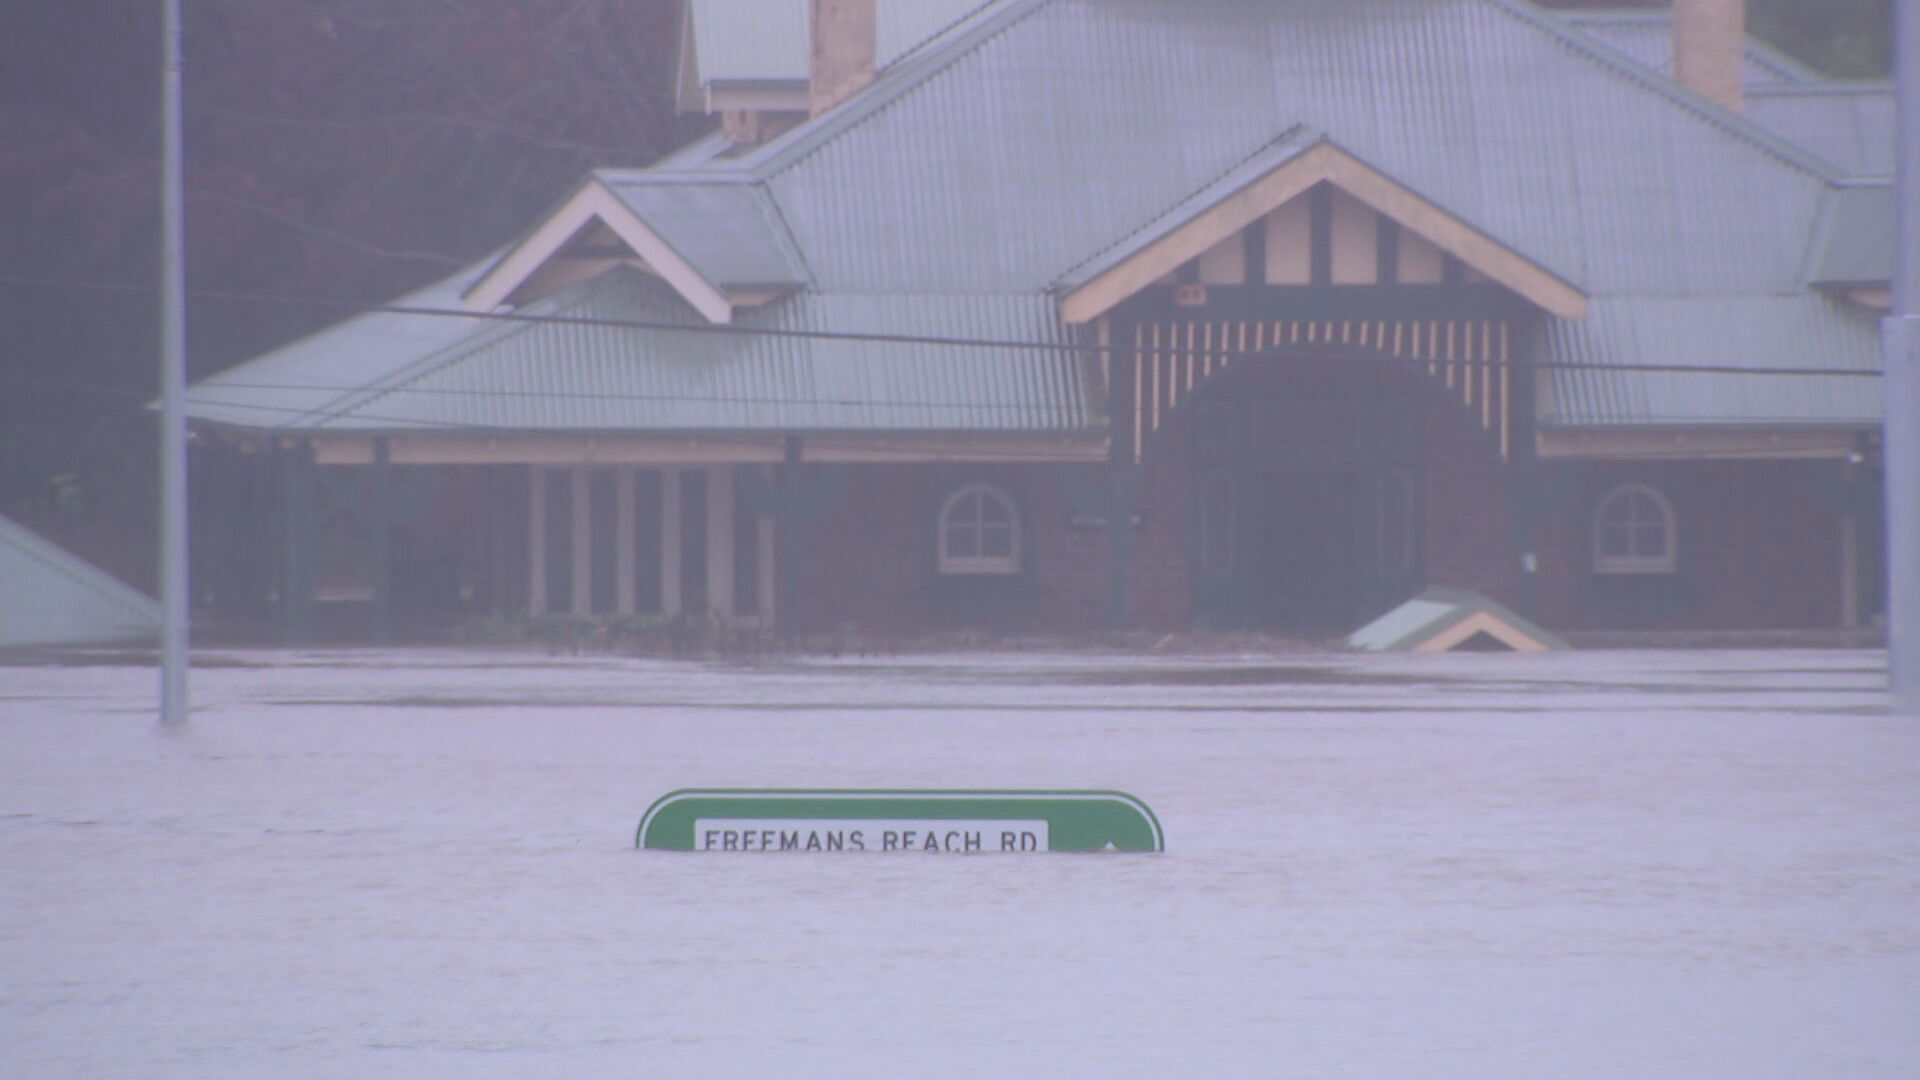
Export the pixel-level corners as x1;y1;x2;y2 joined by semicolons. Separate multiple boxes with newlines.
1672;0;1744;112
810;0;876;117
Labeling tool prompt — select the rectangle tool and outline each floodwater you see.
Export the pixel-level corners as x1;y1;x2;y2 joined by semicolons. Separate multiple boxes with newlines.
2;647;1915;1078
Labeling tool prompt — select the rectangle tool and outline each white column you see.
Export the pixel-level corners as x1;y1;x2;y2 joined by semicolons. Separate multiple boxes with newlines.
528;466;547;615
616;467;636;616
571;466;591;616
1841;513;1860;629
661;468;683;616
758;512;777;625
707;465;736;618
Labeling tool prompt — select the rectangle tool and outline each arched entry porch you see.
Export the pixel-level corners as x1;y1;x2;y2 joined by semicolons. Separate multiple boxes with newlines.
1111;314;1534;634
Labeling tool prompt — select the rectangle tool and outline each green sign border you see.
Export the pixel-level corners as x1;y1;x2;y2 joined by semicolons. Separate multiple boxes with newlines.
637;789;1164;852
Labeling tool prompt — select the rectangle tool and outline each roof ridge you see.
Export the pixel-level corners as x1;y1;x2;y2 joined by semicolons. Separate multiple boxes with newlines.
1484;0;1842;182
1051;126;1320;287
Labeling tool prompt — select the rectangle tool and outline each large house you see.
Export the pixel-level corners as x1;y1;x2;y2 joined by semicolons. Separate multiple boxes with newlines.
184;0;1895;644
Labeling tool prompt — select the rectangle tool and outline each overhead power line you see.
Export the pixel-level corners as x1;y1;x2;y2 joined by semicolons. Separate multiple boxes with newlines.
0;271;1887;379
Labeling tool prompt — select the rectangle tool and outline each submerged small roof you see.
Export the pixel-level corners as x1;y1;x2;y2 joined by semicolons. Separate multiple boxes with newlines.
1349;587;1568;653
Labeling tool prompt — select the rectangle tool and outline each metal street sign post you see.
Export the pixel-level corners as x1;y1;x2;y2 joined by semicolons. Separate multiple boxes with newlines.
159;0;189;726
1891;0;1919;714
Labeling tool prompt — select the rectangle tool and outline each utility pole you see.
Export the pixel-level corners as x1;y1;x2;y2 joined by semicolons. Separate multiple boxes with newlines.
160;0;189;725
1888;0;1920;713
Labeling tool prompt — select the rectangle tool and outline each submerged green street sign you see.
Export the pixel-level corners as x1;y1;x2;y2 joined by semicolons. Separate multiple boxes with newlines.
637;789;1164;853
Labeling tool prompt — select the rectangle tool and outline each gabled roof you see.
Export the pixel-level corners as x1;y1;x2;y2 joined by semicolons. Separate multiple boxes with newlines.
196;0;1886;438
0;516;159;648
1349;586;1567;652
1054;130;1588;323
723;0;1840;300
600;176;811;289
461;174;807;320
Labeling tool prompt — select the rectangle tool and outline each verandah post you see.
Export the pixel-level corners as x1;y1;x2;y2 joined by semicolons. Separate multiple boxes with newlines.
281;439;316;646
371;437;393;643
1106;324;1138;629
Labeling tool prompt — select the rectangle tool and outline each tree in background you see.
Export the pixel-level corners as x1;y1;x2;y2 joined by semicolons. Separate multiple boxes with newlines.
0;0;683;588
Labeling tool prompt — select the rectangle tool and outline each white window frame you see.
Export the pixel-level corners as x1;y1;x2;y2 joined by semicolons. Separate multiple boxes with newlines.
937;483;1022;575
1592;482;1677;575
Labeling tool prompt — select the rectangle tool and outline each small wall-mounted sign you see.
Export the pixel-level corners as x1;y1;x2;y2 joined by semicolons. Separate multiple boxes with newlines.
1068;510;1147;532
1173;282;1208;307
638;789;1163;852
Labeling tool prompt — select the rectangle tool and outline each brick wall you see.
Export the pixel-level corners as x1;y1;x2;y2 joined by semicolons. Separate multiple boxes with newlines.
796;433;1849;637
1532;460;1845;631
1421;398;1523;610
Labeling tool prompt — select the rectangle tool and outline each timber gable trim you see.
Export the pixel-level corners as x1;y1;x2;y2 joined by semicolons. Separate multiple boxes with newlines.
1055;140;1590;326
463;179;736;323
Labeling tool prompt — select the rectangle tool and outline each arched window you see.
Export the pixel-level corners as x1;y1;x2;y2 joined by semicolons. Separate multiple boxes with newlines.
1592;483;1676;574
938;483;1021;575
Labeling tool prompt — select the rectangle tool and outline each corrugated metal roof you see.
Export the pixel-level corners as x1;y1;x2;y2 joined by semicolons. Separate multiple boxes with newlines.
1541;295;1881;427
1748;83;1896;178
1054;127;1321;290
1557;9;1824;85
745;0;1835;298
686;0;994;89
1804;183;1895;286
601;178;810;288
197;268;1093;434
186;260;508;431
196;0;1881;438
0;515;159;648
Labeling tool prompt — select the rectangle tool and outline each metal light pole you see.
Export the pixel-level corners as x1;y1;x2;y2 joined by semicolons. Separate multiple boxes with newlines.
159;0;190;725
1888;0;1920;713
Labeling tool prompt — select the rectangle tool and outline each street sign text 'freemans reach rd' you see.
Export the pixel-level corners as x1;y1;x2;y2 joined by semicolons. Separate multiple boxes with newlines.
637;790;1163;853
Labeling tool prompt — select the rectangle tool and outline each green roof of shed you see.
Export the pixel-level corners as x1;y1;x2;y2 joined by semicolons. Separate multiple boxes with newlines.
0;516;160;648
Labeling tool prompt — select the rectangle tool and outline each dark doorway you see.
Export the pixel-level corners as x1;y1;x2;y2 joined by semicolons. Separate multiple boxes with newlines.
1185;365;1431;633
1248;470;1359;630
